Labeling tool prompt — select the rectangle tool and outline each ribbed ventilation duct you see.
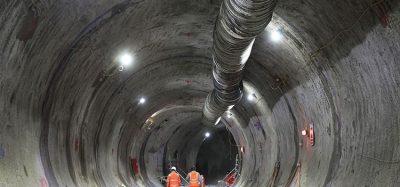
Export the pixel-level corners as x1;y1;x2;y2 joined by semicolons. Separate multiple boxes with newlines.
202;0;277;125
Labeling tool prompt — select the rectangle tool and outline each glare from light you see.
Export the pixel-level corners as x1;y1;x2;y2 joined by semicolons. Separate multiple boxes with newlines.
205;132;210;138
139;97;146;104
227;113;232;118
240;39;254;64
270;30;283;42
119;53;133;67
247;93;255;101
214;117;221;125
301;130;307;136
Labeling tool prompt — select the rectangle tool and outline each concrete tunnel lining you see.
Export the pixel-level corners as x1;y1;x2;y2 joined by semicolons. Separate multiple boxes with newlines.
0;0;400;186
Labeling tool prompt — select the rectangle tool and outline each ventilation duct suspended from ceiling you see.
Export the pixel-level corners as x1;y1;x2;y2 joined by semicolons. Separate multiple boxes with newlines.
202;0;277;125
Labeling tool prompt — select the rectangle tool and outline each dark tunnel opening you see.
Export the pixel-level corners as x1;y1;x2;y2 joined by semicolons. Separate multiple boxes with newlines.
196;128;239;185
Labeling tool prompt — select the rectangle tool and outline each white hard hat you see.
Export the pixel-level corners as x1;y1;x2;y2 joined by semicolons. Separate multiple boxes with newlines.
171;166;176;170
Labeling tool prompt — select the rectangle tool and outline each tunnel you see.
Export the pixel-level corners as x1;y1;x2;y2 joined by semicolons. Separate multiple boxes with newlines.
0;0;400;186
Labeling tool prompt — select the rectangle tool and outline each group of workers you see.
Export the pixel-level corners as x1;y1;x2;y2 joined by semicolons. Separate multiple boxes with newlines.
166;166;235;187
166;166;204;187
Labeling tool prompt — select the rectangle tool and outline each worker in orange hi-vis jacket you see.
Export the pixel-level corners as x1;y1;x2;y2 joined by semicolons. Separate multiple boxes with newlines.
186;166;202;187
166;167;180;187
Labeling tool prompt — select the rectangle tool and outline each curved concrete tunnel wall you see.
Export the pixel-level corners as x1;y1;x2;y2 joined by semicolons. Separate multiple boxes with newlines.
0;0;399;187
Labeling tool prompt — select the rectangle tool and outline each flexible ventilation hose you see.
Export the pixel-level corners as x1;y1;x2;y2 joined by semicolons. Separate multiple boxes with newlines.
202;0;277;125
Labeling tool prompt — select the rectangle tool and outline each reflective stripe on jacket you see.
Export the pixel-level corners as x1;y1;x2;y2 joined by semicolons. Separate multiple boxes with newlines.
166;171;180;187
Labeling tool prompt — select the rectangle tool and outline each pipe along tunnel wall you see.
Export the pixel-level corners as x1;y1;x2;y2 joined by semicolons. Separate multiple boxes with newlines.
0;0;400;186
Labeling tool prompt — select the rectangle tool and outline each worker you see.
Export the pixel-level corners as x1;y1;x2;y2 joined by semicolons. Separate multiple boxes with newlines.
186;166;202;187
166;166;181;187
224;170;234;186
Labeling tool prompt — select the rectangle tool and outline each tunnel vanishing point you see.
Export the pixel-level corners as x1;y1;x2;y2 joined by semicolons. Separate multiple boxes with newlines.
1;0;400;186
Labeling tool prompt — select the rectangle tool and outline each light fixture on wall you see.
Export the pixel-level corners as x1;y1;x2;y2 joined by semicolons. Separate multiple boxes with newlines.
119;53;133;67
301;123;315;146
247;93;257;101
139;97;146;104
240;146;245;153
95;51;136;85
115;52;135;72
270;29;283;42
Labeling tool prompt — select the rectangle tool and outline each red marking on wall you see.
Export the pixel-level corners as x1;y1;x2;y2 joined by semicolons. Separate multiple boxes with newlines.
74;139;79;152
16;9;38;42
185;80;192;84
131;158;139;175
373;0;391;28
310;124;315;146
380;15;389;27
39;176;48;187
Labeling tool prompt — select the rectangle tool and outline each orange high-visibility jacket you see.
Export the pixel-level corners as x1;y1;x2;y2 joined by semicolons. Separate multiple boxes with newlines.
187;171;201;187
166;171;180;187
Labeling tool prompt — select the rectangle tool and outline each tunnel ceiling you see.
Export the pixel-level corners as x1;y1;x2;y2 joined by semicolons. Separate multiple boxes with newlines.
0;0;399;187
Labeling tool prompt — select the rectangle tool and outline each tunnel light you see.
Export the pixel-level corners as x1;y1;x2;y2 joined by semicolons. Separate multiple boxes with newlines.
247;93;256;101
240;146;245;153
139;97;146;104
205;132;210;138
301;130;307;136
270;29;283;42
118;53;133;67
